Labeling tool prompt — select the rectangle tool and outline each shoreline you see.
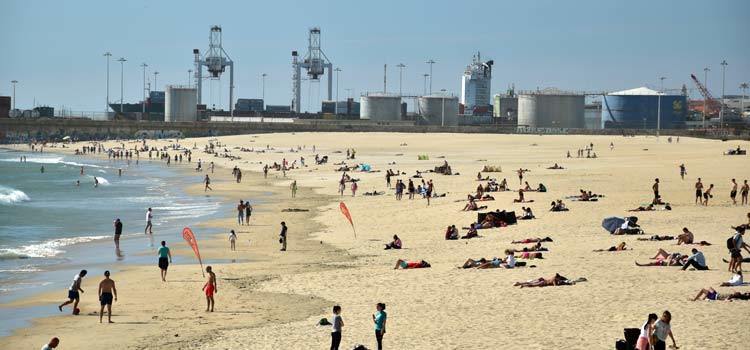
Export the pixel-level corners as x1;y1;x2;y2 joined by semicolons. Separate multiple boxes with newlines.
0;141;351;349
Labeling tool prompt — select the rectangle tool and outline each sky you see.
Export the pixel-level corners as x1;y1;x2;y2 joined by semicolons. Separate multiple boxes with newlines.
1;0;748;113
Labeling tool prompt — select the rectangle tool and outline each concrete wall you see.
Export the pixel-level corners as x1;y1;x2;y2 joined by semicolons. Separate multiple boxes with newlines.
0;118;747;142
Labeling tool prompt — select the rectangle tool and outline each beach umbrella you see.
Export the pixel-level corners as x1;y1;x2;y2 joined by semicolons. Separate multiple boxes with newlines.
601;217;625;234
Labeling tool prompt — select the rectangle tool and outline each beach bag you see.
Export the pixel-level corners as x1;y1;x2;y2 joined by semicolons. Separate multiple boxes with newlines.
615;339;631;350
623;328;640;346
727;236;736;250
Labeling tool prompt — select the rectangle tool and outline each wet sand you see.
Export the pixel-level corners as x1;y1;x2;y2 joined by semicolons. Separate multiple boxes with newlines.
1;133;749;349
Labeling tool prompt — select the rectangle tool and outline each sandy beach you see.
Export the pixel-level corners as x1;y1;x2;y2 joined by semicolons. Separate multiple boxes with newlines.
2;133;750;349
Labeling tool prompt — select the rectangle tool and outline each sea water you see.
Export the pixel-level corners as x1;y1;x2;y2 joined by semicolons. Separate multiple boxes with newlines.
0;148;231;332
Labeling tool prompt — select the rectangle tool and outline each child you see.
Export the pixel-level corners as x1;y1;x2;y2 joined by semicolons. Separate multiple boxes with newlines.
229;230;237;251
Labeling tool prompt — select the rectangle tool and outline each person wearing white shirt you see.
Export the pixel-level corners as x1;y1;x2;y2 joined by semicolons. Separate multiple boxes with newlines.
144;208;153;235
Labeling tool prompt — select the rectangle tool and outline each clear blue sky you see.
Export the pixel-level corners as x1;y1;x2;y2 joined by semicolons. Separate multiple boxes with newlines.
1;0;748;112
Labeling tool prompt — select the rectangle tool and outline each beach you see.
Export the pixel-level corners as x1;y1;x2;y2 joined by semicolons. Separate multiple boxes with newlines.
1;133;749;349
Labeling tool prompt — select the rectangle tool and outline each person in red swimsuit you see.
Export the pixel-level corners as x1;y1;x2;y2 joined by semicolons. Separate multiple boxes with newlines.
202;266;217;312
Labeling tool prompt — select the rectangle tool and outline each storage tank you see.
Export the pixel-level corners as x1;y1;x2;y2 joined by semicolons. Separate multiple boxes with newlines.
493;94;518;119
418;95;459;126
602;87;686;129
165;85;197;122
360;94;401;121
517;91;584;128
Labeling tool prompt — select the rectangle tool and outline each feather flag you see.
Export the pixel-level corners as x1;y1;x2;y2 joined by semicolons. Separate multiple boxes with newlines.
182;227;205;276
339;202;356;238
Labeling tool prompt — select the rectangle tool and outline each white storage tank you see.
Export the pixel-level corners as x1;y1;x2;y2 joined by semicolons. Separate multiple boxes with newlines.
165;85;197;122
360;94;401;121
418;95;459;126
517;91;584;128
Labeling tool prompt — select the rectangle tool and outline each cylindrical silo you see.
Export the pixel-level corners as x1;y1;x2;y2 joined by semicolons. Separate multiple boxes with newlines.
601;87;686;129
165;85;198;122
517;92;584;128
360;94;401;121
418;95;459;126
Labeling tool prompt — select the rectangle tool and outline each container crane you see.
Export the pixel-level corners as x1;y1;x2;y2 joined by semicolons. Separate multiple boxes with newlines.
194;25;235;116
291;27;333;113
690;74;721;117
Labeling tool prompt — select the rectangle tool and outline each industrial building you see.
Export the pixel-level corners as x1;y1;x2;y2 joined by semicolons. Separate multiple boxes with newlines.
235;99;264;112
418;95;459;126
601;87;686;129
165;85;197;122
517;90;585;128
493;88;517;120
0;96;9;118
360;94;401;121
460;52;493;116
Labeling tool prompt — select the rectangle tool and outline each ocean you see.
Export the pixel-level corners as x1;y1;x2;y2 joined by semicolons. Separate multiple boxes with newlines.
0;147;230;334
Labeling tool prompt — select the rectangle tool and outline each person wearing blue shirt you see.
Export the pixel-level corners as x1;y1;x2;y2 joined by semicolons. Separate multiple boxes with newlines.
682;248;708;270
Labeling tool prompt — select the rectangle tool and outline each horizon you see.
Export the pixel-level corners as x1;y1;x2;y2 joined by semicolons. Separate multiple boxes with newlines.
1;0;748;112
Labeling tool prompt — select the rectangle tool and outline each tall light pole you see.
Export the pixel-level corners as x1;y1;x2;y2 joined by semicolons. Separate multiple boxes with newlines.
104;52;112;115
117;57;126;115
396;63;406;96
422;74;429;95
188;70;193;88
140;63;148;115
10;80;18;111
657;76;666;138
333;68;341;114
703;67;709;128
426;59;435;94
741;83;749;117
720;60;728;130
153;71;159;92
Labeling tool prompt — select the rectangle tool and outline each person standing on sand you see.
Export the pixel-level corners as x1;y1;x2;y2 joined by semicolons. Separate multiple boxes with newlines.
651;311;678;350
113;218;123;250
145;208;153;235
730;179;738;205
237;200;245;225
41;337;59;350
330;305;343;350
279;222;288;251
291;180;298;198
98;270;117;323
678;164;686;180
652;178;660;202
741;180;749;205
373;303;387;350
351;181;358;197
202;266;217;312
204;174;212;191
695;178;703;204
244;201;252;225
58;270;87;314
636;313;658;350
702;184;714;206
158;241;172;282
229;230;237;251
263;164;269;179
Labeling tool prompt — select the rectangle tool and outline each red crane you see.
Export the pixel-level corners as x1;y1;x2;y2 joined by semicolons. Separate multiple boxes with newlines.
690;74;721;116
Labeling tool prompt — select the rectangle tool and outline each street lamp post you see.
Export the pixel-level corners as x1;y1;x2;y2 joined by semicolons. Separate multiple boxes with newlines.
720;60;728;130
10;80;18;111
141;63;148;115
426;59;435;94
658;76;666;138
422;74;429;95
334;68;341;114
741;83;749;118
117;58;127;116
153;71;159;92
703;67;709;128
396;63;406;96
104;52;112;116
188;70;193;88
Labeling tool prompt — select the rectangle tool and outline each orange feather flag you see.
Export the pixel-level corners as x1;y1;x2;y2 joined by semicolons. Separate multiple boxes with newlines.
182;227;205;276
339;202;356;238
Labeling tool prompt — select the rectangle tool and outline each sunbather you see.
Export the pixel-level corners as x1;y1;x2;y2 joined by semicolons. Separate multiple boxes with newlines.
637;235;675;241
512;237;553;244
461;258;488;269
384;235;402;250
629;204;655;212
461;227;480;239
594;242;628;252
394;259;430;269
635;249;687;266
513;243;548;252
517;250;544;259
550;200;569;212
477;250;517;269
514;273;572;288
517;206;535;220
692;287;750;301
445;225;459;240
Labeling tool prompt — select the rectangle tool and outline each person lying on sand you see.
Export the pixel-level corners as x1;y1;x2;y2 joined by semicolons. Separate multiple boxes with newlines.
594;242;628;252
384;235;402;250
720;271;743;287
394;259;430;269
635;250;688;266
547;163;565;170
517;250;544;259
512;237;553;244
467;193;495;201
692;287;750;301
549;200;569;212
513;273;573;288
637;235;675;241
513;243;548;252
363;191;385;196
476;250;517;269
461;258;489;268
629;204;656;212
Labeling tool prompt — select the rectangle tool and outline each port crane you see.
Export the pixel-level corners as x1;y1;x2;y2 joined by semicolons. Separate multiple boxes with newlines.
690;74;721;117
